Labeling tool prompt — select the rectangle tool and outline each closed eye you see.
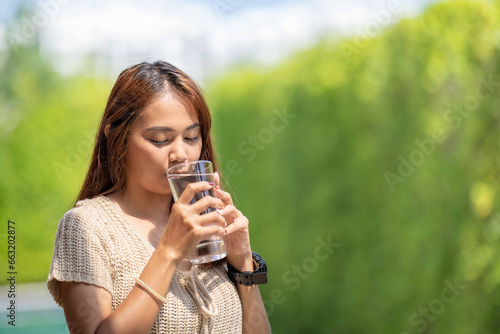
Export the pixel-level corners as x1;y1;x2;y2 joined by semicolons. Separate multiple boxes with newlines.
149;136;199;147
184;136;199;142
150;139;168;146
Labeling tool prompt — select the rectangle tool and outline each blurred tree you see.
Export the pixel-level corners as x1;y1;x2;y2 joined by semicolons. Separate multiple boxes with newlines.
209;1;500;333
2;0;500;333
0;5;109;282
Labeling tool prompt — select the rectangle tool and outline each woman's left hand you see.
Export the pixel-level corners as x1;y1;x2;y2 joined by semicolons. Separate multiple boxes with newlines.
213;171;254;272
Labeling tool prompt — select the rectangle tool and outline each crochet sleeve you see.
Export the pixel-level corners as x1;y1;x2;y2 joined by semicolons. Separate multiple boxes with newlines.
47;206;113;306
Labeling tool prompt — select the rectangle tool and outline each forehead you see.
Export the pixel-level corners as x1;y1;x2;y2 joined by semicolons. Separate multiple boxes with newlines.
135;94;198;128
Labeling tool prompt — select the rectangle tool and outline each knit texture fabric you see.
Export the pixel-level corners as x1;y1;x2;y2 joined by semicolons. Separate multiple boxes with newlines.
47;195;243;333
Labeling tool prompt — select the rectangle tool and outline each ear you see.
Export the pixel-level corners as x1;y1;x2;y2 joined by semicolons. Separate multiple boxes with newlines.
104;124;111;139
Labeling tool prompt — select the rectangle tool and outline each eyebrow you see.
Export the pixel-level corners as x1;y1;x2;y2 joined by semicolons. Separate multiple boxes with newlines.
144;123;200;133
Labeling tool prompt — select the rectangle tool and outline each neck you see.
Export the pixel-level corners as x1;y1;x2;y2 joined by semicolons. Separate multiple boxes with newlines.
110;183;173;223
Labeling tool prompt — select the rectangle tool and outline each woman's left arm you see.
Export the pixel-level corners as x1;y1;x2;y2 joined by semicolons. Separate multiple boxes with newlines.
231;255;271;333
214;173;271;334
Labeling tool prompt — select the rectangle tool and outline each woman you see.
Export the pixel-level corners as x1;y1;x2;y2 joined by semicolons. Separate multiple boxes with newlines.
47;61;271;333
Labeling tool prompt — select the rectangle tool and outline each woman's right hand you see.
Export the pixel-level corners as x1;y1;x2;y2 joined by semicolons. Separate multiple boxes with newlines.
158;181;226;263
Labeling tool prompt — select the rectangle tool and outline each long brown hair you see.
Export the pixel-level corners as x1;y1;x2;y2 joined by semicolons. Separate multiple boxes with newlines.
76;61;219;202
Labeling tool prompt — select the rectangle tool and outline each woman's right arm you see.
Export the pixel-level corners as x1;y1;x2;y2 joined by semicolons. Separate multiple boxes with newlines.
61;249;178;334
60;182;226;334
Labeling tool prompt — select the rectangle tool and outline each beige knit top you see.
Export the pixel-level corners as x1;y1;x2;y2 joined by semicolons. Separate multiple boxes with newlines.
47;195;243;333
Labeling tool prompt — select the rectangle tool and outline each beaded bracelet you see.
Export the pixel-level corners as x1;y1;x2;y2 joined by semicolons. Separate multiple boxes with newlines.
134;277;168;303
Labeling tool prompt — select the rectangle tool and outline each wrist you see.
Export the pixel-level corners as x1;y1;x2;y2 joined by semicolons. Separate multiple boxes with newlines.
227;252;254;272
155;245;184;267
227;251;268;286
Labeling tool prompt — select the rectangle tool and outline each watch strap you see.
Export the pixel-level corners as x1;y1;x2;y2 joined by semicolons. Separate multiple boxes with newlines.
228;271;267;286
227;251;268;286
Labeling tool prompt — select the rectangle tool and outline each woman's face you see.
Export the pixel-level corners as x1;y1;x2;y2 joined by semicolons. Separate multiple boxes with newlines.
124;94;203;196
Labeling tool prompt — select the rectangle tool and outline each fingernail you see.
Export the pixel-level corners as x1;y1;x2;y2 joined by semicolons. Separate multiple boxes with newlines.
224;228;227;234
214;185;221;190
208;182;214;186
217;209;224;214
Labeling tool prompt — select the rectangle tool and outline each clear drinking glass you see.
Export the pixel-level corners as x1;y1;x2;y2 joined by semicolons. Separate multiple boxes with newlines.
166;160;227;264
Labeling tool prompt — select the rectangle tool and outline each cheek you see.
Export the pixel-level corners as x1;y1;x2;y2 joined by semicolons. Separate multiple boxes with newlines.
188;142;203;160
126;140;164;174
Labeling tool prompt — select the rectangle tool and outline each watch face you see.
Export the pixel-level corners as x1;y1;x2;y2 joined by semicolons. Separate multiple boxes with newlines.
252;252;266;273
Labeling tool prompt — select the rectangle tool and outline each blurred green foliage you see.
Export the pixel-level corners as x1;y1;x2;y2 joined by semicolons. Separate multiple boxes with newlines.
1;0;500;333
210;1;500;333
0;33;111;281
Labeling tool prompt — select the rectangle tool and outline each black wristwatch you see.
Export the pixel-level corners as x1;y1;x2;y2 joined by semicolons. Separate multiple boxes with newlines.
227;251;268;286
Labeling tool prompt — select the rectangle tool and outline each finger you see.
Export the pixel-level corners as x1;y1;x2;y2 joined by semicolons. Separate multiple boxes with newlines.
217;205;240;221
198;224;225;238
213;186;234;206
197;211;227;227
177;181;214;205
189;196;225;214
214;171;221;188
224;217;249;234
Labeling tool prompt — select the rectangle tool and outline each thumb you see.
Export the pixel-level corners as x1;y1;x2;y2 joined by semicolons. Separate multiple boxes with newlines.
214;170;221;188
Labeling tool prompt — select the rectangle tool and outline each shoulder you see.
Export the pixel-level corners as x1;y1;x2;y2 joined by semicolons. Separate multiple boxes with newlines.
56;196;113;238
48;196;116;305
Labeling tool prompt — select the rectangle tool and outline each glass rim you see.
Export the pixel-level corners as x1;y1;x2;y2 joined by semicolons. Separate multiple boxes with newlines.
166;160;213;175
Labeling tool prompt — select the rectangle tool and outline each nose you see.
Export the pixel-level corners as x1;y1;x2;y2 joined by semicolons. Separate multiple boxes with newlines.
168;137;188;163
